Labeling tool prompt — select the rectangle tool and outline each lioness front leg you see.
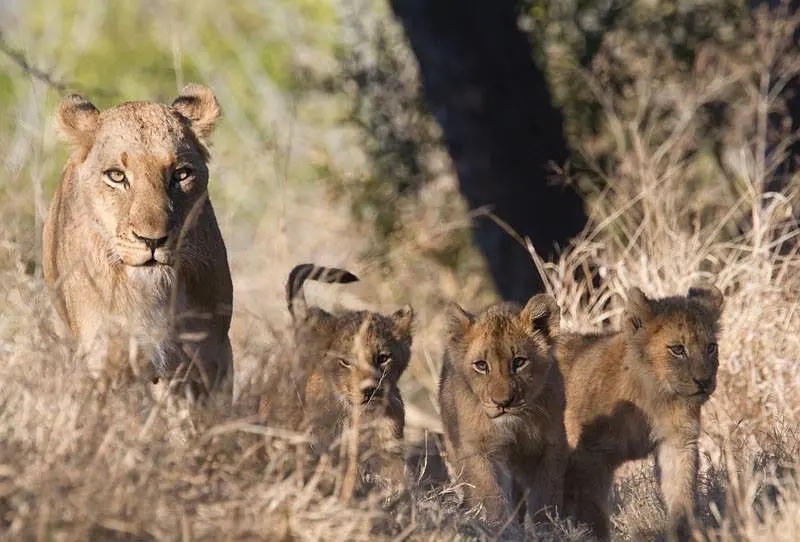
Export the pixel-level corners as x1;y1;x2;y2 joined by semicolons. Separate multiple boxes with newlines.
657;436;699;541
77;329;133;392
177;336;233;404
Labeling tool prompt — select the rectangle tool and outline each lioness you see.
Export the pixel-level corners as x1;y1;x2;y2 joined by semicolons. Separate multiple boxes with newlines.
42;84;233;400
438;296;567;529
261;263;414;487
557;285;724;541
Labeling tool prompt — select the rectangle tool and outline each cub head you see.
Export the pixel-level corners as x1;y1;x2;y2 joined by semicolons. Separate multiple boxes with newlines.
624;284;724;404
308;306;414;409
56;84;221;271
446;295;560;420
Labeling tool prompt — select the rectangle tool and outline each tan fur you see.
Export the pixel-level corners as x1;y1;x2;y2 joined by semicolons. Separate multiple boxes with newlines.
42;84;233;400
259;264;414;487
438;296;567;529
557;284;724;541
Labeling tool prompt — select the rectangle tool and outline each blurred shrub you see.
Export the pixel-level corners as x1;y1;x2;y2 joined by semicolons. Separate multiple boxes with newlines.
518;0;800;253
522;0;747;161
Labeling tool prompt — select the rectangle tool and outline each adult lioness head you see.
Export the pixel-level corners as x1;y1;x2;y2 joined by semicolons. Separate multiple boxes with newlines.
44;85;233;397
625;284;724;404
445;296;560;420
56;84;219;272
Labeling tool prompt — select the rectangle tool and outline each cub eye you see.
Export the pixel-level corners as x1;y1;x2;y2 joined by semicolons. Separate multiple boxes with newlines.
668;345;687;357
337;358;351;368
707;343;718;356
375;353;391;367
511;357;528;372
472;360;489;374
171;167;193;185
104;169;127;184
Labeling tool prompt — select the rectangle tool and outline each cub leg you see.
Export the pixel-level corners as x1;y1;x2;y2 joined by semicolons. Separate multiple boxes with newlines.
508;478;527;526
451;452;513;528
657;435;699;541
563;451;615;541
361;392;407;489
518;447;566;525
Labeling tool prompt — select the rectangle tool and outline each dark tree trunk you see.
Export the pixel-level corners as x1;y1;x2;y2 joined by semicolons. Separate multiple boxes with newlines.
389;0;587;304
750;0;800;192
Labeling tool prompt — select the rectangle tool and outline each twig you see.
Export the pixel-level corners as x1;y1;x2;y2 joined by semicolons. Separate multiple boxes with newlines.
0;29;68;92
0;29;112;98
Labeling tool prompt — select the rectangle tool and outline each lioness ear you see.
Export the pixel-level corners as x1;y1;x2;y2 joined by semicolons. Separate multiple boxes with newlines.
445;302;473;342
520;294;560;340
171;83;221;141
688;283;724;318
56;94;99;148
625;287;652;332
391;304;415;341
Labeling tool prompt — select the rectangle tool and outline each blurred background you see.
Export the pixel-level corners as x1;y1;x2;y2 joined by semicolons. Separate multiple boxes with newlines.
1;1;799;540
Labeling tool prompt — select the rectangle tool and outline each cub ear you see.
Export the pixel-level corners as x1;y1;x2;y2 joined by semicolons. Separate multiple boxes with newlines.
56;94;99;148
171;83;221;141
445;302;473;342
520;294;560;340
300;307;337;340
391;304;415;340
625;287;652;332
688;283;724;318
295;307;337;372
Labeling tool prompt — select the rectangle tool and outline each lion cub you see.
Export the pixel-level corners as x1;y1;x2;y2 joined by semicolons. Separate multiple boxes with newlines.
557;285;724;541
263;263;414;486
43;85;233;400
438;295;567;528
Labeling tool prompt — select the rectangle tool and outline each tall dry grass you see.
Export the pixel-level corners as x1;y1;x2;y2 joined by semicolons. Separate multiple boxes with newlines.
0;1;799;541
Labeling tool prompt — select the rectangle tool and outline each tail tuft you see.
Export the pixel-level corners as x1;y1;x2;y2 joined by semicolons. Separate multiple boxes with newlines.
286;263;359;321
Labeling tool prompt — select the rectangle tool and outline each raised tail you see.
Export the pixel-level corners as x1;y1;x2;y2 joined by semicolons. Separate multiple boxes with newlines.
286;263;359;322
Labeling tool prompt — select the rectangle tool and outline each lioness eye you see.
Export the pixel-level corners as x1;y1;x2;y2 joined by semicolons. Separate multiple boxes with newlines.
376;353;391;366
104;169;127;184
707;343;717;356
337;357;351;368
472;360;489;374
171;167;192;185
511;357;528;372
668;345;687;357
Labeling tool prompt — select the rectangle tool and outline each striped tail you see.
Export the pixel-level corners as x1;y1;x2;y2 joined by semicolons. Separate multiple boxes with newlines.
286;263;359;322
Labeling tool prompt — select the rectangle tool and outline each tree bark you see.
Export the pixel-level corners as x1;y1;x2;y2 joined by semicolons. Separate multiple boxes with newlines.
750;0;800;192
389;0;587;304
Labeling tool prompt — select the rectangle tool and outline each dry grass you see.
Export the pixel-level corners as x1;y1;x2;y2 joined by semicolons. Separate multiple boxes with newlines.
1;1;800;541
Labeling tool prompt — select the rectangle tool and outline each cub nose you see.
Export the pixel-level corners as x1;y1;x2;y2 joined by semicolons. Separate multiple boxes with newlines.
491;394;515;408
359;380;383;399
133;232;168;252
362;386;378;398
693;377;714;392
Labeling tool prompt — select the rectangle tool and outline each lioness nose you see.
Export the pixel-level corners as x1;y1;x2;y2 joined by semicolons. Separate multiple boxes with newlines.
133;232;168;252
